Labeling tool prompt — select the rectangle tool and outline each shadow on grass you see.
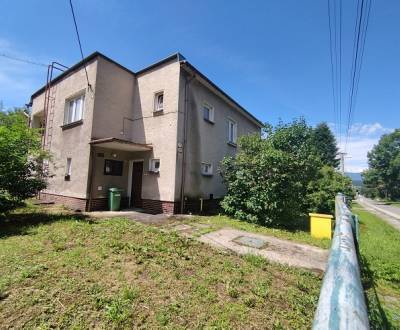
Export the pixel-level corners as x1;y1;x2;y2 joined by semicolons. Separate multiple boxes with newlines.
0;209;93;239
360;255;394;330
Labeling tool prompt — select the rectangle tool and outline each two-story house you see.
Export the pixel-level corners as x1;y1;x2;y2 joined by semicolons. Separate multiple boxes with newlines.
30;52;262;214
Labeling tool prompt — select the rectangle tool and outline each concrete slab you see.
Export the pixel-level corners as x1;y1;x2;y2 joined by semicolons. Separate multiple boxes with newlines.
86;210;172;225
199;228;328;273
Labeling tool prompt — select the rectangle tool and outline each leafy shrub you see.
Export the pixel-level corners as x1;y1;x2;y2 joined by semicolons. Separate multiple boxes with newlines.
0;109;49;213
220;119;321;226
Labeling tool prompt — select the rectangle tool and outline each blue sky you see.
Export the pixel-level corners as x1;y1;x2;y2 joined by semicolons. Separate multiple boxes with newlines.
0;0;399;172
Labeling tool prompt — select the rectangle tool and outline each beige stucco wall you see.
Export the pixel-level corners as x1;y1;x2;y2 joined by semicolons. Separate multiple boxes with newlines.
31;59;98;199
90;59;181;202
179;75;261;200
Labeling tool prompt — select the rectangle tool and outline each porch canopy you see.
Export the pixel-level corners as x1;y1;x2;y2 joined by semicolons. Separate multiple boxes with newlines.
89;137;152;152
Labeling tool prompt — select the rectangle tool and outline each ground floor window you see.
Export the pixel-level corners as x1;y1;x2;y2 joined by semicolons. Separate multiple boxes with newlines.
104;159;123;176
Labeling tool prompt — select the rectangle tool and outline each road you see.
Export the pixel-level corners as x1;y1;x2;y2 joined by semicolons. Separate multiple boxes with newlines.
356;196;400;230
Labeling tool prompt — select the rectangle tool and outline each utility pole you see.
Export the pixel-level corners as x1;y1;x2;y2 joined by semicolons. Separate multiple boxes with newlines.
338;152;347;174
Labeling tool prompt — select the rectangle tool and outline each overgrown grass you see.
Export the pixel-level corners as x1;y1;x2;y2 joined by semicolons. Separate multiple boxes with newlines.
383;201;400;208
0;205;322;328
353;203;400;329
179;214;331;249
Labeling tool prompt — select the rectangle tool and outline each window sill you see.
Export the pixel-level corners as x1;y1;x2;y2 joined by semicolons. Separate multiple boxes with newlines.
203;118;215;125
227;141;237;148
61;120;83;130
153;110;164;116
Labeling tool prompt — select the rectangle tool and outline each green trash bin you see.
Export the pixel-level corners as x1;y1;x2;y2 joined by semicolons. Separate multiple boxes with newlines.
108;188;123;211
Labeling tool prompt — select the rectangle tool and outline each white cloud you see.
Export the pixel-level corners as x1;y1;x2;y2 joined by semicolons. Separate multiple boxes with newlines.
350;122;393;136
333;122;394;173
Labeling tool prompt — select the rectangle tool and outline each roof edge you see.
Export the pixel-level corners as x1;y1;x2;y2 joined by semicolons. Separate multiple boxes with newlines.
180;61;263;127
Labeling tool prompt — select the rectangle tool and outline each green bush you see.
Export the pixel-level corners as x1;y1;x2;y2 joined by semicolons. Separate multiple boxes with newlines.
220;118;353;226
0;109;49;213
307;166;355;214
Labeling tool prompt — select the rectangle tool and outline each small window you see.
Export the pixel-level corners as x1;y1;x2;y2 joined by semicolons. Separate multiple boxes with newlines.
64;94;85;125
65;158;72;181
154;92;164;112
228;119;237;145
201;162;213;176
104;159;123;176
149;158;160;173
203;103;214;123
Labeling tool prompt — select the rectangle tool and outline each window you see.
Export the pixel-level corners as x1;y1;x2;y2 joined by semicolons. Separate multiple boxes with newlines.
203;103;214;123
201;162;213;176
64;94;84;125
228;119;237;145
65;158;72;181
149;158;160;173
104;159;123;176
154;92;164;112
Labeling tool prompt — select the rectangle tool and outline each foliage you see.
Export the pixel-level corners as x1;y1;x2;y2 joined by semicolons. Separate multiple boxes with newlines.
220;118;322;226
0;109;48;213
353;203;400;328
307;166;355;214
362;129;400;200
311;122;339;168
220;118;354;226
0;205;321;328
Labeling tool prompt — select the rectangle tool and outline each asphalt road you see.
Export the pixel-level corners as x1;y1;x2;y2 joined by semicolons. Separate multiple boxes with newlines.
357;196;400;231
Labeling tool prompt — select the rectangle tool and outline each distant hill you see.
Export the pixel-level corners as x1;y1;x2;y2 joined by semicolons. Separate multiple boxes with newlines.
345;172;363;187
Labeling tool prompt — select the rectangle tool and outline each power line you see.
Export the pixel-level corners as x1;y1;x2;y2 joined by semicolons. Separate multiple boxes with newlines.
0;53;48;67
327;0;339;142
345;0;372;151
68;0;91;90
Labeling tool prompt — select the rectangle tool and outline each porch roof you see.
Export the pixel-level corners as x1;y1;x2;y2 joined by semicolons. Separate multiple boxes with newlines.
89;137;152;152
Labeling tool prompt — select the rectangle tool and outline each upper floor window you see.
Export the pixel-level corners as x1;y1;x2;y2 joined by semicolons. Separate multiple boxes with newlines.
154;91;164;112
228;119;237;145
64;94;84;125
203;103;214;123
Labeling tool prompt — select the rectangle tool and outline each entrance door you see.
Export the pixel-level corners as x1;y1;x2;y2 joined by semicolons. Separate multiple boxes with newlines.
131;161;143;208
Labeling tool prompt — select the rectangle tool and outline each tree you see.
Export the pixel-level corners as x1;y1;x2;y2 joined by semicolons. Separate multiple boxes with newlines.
362;129;400;200
0;109;49;213
311;122;339;168
307;166;355;214
220;118;322;226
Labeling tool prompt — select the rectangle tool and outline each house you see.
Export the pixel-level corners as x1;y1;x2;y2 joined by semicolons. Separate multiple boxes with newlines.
30;52;262;214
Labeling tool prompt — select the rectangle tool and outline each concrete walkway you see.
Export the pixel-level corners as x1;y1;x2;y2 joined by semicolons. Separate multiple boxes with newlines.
86;209;173;225
357;196;400;230
199;228;328;273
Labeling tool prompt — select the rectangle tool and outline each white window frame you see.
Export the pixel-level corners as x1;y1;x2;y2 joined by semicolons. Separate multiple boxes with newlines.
228;119;237;144
201;162;213;176
202;102;214;123
64;94;85;125
154;91;164;112
149;158;160;173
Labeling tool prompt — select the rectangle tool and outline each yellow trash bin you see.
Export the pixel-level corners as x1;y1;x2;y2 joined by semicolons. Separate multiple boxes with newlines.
309;213;334;239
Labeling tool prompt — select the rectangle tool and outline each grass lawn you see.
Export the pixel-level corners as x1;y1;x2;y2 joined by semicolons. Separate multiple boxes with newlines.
353;203;400;329
0;205;322;329
178;215;331;249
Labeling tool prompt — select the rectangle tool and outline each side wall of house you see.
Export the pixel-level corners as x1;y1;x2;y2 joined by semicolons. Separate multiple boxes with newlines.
177;73;261;212
31;59;98;207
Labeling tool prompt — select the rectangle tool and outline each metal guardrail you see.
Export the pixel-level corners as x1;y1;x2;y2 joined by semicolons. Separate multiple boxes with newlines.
312;194;369;330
